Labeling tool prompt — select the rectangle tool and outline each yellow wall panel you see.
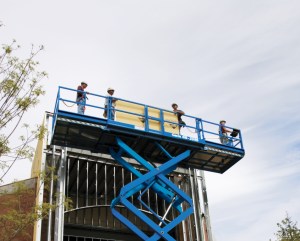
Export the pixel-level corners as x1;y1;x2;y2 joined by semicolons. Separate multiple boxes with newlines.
115;100;144;128
115;101;179;134
148;107;161;131
163;111;179;133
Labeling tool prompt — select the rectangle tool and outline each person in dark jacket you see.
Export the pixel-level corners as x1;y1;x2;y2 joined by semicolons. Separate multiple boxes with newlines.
172;103;186;132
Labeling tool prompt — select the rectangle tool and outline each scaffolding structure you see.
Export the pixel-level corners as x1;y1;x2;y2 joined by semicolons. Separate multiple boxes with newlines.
31;86;245;241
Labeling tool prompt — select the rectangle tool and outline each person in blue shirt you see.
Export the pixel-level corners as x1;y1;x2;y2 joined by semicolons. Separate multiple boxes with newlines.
76;82;88;114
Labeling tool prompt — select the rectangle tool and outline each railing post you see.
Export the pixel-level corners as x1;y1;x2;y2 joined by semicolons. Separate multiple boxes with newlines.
200;119;205;140
196;118;204;142
107;96;112;120
52;87;60;133
57;86;61;111
144;106;149;132
160;109;165;134
239;130;244;150
196;118;201;142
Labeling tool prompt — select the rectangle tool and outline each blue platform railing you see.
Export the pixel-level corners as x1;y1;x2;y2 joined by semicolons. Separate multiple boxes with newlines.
53;86;244;150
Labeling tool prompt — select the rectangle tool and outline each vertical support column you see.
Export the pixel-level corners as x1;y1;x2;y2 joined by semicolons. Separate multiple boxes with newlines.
86;162;89;207
95;163;98;206
54;147;67;241
47;146;56;241
189;168;203;241
197;170;213;241
32;113;49;241
179;177;187;241
33;151;46;241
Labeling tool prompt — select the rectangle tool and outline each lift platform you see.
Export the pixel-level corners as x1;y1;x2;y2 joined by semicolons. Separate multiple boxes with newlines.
51;86;245;241
52;87;245;174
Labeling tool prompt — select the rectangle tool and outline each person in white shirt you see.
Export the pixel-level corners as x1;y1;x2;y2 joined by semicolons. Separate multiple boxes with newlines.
103;87;117;120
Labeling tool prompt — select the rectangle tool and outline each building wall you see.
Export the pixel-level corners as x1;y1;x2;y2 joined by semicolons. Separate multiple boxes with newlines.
41;148;206;241
0;178;37;241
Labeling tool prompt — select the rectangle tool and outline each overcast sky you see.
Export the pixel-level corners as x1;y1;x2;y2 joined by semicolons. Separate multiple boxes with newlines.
1;0;300;240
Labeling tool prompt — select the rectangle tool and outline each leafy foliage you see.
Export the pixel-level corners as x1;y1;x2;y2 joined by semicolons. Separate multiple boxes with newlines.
0;24;60;240
273;213;300;241
0;30;46;182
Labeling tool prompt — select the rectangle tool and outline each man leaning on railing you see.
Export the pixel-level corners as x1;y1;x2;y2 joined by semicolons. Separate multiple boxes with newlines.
219;120;232;145
76;81;88;114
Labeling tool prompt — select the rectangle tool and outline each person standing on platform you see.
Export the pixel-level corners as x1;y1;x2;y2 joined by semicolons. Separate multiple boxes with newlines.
76;81;88;114
219;120;232;144
172;103;186;131
104;87;117;120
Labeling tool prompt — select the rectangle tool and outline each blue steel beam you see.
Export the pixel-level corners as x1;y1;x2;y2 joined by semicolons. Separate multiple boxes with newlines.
112;139;191;209
109;147;177;207
115;138;177;188
110;137;193;241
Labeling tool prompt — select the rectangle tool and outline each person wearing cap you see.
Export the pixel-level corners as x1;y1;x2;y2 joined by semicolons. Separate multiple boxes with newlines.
76;82;88;114
219;120;232;144
103;87;117;120
172;103;186;132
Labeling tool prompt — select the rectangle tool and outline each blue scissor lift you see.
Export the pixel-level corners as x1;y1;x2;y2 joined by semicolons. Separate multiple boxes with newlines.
51;86;245;241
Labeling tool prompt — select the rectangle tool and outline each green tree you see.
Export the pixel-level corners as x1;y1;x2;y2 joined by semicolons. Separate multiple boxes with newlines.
0;24;46;182
0;23;69;241
273;213;300;241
